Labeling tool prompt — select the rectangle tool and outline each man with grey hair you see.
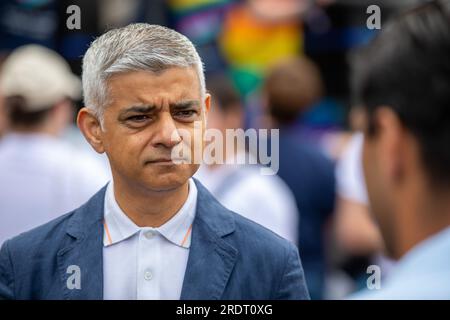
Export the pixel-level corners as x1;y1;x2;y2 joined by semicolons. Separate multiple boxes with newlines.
0;24;309;300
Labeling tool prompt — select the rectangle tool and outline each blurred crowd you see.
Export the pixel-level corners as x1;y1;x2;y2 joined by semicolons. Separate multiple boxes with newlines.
0;0;441;300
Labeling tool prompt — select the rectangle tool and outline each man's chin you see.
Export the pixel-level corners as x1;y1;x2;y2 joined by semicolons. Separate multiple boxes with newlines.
140;172;190;193
137;163;199;192
150;182;184;193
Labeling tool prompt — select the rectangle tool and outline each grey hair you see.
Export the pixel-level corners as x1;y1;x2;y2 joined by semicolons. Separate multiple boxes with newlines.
82;23;206;122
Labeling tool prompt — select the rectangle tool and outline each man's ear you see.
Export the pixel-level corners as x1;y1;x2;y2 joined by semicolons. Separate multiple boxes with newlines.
77;107;105;154
204;93;211;114
203;93;211;128
375;106;405;183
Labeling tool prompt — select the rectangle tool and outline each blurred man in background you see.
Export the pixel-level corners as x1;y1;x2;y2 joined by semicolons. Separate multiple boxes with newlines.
351;0;450;299
0;45;109;245
195;74;299;244
262;57;336;299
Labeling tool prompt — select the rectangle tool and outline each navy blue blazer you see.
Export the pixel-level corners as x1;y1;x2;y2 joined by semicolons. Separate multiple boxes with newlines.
0;179;310;300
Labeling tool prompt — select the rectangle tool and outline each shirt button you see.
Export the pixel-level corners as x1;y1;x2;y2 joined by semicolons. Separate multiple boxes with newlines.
144;231;154;239
144;269;153;281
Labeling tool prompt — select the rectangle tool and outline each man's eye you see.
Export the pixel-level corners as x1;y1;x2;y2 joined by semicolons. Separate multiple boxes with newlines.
174;110;196;118
127;115;150;122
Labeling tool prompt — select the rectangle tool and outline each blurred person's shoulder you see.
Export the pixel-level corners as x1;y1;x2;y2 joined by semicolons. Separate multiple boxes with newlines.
231;166;299;219
228;165;293;199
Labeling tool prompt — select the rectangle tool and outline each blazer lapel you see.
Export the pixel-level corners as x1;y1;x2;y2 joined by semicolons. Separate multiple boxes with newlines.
57;186;107;300
180;179;238;300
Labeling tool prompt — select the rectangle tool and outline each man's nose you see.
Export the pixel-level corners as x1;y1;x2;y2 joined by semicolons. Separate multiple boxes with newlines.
153;112;182;148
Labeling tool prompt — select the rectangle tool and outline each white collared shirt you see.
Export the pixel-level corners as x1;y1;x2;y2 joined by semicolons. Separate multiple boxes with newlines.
102;179;197;300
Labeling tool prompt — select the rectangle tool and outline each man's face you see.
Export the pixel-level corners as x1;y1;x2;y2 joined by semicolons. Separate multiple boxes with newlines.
361;109;399;258
99;67;210;192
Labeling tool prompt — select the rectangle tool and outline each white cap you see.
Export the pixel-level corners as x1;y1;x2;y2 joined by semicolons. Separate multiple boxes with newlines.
0;45;81;112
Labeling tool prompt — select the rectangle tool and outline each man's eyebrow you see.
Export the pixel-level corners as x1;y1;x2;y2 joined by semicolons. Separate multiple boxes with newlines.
118;105;157;117
170;100;201;110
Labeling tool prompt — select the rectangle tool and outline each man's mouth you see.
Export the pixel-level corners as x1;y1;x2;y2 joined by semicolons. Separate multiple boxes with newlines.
145;158;173;164
145;157;187;165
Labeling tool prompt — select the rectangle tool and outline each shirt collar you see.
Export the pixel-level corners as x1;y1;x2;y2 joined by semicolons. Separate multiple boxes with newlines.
103;178;197;249
388;226;450;281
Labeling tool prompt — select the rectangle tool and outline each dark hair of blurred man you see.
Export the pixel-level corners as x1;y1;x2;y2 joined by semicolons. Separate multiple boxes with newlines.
352;0;450;299
264;56;324;126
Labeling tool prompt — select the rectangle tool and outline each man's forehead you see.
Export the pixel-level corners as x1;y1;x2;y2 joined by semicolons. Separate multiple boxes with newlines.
107;68;201;106
108;67;199;89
